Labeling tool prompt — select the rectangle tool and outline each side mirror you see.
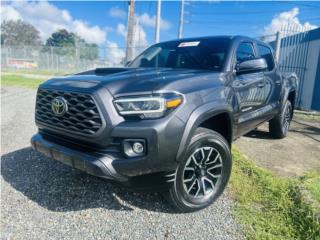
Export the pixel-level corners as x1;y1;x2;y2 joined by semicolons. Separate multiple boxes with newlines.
236;58;267;74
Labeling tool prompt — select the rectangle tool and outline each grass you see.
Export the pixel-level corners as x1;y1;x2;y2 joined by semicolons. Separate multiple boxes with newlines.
301;172;320;214
305;175;320;201
3;69;72;76
230;149;320;240
294;111;320;122
1;74;48;89
303;172;320;201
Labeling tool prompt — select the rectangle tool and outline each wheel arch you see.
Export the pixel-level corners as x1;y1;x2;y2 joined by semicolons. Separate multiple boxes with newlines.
176;102;233;162
288;90;296;108
281;87;296;119
281;73;298;111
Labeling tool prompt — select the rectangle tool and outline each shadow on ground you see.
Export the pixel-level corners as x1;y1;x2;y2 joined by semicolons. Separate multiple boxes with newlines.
291;120;320;142
244;129;273;139
1;147;173;213
244;120;320;141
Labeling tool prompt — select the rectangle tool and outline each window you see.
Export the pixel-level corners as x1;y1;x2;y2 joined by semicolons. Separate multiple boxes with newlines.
129;38;231;71
236;42;255;63
257;44;275;71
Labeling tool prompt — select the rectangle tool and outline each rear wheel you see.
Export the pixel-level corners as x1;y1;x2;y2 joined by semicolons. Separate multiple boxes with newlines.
269;100;292;139
166;128;232;212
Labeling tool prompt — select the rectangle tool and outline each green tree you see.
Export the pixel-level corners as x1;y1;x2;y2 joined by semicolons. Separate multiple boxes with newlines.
1;20;41;46
78;41;99;61
44;29;75;56
44;29;99;60
45;29;75;47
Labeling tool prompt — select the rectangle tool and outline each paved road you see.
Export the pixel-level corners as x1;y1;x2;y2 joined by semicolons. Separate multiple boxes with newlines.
235;116;320;177
1;87;242;240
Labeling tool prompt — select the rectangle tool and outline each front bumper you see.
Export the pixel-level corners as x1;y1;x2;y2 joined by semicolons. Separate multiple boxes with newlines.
31;119;183;184
31;133;128;182
33;85;188;181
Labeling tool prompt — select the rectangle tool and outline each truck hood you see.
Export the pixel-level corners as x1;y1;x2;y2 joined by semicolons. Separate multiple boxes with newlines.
42;68;223;96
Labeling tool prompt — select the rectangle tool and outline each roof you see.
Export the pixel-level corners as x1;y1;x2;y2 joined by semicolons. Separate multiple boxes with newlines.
161;35;260;45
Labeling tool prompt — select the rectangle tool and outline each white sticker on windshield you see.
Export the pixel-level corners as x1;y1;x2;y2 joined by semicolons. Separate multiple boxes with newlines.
178;41;200;47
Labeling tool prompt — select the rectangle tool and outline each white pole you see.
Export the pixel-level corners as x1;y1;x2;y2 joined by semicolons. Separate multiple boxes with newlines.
178;0;184;39
155;0;161;43
126;0;135;62
275;31;282;62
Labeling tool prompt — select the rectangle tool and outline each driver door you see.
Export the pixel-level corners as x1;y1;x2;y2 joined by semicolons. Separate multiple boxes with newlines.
233;42;268;136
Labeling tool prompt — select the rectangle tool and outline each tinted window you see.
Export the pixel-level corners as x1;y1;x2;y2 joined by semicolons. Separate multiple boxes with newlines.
129;39;230;71
258;44;275;71
236;42;255;62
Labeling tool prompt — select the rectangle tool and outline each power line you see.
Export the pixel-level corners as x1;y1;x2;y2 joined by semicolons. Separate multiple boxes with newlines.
182;1;320;39
188;1;320;9
282;1;320;9
192;10;280;15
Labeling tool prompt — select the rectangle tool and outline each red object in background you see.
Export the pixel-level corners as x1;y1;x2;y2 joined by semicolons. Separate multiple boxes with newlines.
7;58;38;69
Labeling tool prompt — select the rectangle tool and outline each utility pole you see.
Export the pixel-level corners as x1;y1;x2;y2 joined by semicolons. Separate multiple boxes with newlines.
178;0;184;39
155;0;161;43
126;0;135;62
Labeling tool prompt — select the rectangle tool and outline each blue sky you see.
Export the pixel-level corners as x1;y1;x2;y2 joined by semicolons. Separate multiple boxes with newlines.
50;1;320;45
2;1;320;63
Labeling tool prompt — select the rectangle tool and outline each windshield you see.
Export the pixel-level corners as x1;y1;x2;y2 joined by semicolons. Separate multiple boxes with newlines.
129;38;230;71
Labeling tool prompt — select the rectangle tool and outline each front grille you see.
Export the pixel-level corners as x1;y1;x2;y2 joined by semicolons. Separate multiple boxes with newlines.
36;89;103;135
40;130;122;155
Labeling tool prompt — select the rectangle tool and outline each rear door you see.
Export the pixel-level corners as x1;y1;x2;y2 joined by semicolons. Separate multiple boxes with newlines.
232;42;267;136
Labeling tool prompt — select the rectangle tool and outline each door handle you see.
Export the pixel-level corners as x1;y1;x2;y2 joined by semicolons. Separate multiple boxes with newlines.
257;82;265;88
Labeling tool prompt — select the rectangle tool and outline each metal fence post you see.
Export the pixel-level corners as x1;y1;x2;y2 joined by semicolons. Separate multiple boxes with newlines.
50;46;54;70
275;31;282;62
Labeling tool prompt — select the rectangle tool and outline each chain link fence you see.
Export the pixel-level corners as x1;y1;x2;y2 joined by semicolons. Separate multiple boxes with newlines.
1;45;147;75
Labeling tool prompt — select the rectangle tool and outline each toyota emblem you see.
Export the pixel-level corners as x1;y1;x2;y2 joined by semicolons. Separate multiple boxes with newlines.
51;96;68;116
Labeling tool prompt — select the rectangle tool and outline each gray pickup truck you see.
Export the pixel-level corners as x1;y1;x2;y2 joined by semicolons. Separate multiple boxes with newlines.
31;36;297;212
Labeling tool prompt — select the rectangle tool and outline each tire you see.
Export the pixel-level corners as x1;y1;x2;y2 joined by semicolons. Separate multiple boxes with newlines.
166;128;232;212
269;100;292;139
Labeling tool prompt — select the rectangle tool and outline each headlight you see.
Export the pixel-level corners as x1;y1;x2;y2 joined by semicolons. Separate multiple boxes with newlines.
114;93;183;119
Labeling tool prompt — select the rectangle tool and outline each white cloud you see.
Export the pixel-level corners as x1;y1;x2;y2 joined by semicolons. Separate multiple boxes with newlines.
138;13;171;30
109;7;127;20
116;21;148;49
0;5;22;21
133;20;148;48
72;20;106;45
110;9;170;56
264;7;317;37
1;1;152;62
110;8;171;31
105;41;126;65
1;1;107;44
116;23;127;38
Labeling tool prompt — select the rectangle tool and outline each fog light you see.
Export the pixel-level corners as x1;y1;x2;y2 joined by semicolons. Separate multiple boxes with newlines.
123;139;146;157
132;142;144;154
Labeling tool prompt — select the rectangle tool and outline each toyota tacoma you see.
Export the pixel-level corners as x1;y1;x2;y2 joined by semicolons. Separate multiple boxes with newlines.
31;36;297;212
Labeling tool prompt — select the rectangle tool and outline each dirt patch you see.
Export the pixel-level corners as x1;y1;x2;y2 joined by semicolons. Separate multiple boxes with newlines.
234;119;320;177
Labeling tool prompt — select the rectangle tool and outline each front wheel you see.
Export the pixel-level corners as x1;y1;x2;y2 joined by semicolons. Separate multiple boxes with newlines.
269;100;292;139
166;128;232;212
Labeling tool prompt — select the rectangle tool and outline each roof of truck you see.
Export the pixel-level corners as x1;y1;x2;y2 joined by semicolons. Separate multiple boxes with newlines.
161;35;271;48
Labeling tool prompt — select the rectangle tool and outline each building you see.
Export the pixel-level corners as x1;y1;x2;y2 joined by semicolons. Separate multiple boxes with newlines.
271;27;320;111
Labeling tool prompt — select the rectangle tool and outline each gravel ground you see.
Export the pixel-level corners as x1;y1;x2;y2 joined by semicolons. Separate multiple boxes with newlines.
1;86;243;240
